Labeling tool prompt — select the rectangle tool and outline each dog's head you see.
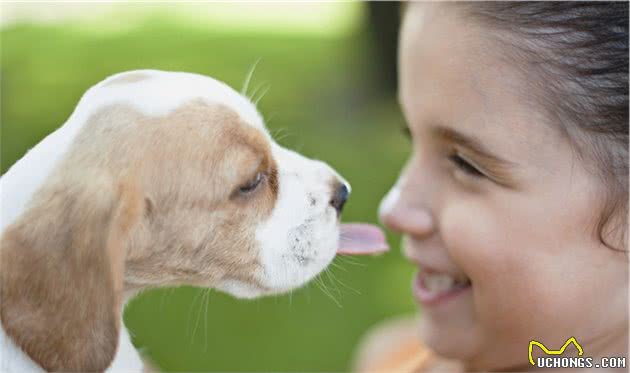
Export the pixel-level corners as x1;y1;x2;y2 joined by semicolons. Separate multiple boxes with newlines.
0;70;354;370
102;72;351;298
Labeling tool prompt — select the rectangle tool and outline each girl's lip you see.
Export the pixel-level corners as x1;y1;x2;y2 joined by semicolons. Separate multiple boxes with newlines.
412;271;472;307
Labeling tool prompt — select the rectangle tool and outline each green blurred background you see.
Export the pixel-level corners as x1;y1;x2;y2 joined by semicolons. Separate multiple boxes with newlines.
1;3;416;372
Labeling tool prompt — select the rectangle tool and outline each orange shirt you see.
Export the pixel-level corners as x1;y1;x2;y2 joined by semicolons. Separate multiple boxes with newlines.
359;334;463;373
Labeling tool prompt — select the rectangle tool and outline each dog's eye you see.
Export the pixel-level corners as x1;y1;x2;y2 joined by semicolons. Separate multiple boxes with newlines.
238;172;266;195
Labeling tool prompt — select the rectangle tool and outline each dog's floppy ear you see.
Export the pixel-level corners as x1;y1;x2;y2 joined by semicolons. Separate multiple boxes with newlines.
0;171;143;372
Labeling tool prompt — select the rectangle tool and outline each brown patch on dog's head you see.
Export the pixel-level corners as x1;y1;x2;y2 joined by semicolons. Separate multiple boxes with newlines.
0;100;279;370
102;72;151;87
116;101;279;289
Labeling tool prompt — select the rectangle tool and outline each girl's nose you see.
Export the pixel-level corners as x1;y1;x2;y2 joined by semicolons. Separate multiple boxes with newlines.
379;186;435;238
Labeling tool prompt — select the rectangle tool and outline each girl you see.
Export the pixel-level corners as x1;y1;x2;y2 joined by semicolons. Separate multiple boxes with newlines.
356;2;628;372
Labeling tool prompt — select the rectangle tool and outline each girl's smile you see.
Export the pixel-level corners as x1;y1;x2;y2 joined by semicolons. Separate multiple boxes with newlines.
412;268;472;307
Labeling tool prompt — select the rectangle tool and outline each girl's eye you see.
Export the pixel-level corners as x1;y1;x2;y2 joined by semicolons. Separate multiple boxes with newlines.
239;172;266;194
448;153;485;178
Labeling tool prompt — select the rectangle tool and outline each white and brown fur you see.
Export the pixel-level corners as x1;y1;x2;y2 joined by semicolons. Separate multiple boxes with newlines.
0;70;349;372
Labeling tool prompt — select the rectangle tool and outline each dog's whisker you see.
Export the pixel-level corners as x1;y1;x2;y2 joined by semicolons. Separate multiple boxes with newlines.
314;274;342;308
248;81;268;102
327;270;349;296
269;127;295;144
274;133;290;143
327;268;359;296
186;288;205;336
329;260;348;273
269;127;288;139
337;256;367;267
253;84;271;107
339;254;359;262
241;57;262;96
274;132;294;144
189;289;205;345
327;268;362;295
264;112;276;125
203;289;211;352
323;269;342;297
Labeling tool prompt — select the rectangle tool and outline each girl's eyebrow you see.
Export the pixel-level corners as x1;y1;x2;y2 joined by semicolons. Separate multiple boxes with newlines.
431;125;516;169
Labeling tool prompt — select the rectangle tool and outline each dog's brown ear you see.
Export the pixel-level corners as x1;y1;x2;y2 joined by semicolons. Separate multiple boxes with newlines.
0;172;143;372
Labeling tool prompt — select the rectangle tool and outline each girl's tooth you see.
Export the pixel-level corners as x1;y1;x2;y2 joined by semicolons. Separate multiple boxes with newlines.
425;276;436;291
425;273;456;293
441;275;455;290
427;276;440;292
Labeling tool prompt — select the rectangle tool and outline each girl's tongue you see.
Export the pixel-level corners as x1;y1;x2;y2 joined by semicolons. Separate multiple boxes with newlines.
338;223;389;255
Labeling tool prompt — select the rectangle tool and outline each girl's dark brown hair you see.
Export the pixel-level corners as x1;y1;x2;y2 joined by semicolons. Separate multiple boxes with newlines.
454;1;629;251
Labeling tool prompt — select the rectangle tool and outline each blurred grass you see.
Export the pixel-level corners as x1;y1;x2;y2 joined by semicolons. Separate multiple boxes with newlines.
1;14;415;372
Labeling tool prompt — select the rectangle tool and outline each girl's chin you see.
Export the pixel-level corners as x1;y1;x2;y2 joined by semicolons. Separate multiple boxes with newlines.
418;323;526;372
417;316;479;361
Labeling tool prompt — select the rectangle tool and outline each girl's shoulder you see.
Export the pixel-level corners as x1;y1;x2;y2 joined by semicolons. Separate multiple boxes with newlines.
353;315;464;373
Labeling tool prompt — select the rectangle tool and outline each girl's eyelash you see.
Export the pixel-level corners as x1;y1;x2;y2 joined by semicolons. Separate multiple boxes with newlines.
448;153;485;177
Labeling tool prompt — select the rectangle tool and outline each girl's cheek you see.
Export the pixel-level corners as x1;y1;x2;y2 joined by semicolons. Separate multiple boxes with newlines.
440;200;505;284
441;200;538;312
441;194;543;285
441;201;539;344
441;198;579;340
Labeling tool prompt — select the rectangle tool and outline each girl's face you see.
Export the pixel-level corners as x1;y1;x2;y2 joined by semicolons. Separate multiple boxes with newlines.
379;3;628;371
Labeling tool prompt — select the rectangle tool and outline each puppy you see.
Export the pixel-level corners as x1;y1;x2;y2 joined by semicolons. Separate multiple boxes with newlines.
0;70;387;372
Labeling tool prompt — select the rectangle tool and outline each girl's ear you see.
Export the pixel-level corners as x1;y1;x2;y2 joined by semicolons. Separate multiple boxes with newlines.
0;173;143;372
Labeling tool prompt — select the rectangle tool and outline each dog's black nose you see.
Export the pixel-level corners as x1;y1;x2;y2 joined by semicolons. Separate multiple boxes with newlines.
330;183;349;215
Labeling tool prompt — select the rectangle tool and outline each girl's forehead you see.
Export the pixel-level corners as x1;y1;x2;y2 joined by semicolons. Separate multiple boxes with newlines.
398;3;583;185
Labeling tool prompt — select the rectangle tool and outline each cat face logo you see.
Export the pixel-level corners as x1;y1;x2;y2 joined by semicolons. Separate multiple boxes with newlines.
528;337;584;366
